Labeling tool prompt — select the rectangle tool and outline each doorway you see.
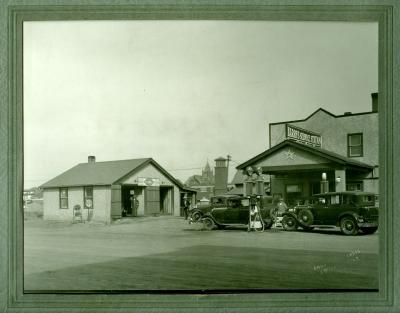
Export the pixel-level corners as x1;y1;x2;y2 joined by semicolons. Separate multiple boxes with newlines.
121;186;142;217
160;187;173;214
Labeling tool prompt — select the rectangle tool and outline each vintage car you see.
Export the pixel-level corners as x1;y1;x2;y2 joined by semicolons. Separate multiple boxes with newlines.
189;194;276;230
281;191;379;235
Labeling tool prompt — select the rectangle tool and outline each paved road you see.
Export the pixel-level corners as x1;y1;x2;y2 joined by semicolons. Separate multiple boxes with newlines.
24;216;379;290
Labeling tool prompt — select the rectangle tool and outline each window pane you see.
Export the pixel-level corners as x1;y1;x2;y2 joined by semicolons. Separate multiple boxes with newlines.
85;187;93;197
60;189;67;198
350;146;362;156
60;198;68;208
350;134;362;145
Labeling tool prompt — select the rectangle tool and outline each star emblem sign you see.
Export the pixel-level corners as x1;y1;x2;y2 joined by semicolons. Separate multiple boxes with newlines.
284;148;295;160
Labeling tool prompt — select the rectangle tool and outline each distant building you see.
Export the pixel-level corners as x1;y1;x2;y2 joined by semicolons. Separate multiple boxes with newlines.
23;187;43;201
185;161;215;201
40;156;196;223
236;93;379;205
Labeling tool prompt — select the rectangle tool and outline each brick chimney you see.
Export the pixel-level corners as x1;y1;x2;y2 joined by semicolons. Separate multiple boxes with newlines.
88;156;96;164
214;157;228;195
371;92;378;112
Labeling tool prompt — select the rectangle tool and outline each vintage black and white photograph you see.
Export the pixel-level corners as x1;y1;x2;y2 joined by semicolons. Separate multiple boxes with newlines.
23;20;379;292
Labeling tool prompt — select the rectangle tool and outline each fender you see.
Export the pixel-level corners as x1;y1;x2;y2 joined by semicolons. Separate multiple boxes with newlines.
282;212;298;219
337;211;361;225
202;212;220;225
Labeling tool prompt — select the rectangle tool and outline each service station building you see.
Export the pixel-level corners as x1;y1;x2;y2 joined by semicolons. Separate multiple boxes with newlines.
237;93;379;205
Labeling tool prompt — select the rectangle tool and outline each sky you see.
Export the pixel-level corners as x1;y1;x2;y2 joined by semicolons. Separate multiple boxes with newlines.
23;21;378;189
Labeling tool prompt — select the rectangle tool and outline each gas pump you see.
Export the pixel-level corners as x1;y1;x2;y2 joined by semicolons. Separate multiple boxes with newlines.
244;166;265;232
247;195;265;232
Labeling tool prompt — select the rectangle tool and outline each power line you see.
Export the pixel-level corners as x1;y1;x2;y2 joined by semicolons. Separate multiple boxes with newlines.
167;167;204;171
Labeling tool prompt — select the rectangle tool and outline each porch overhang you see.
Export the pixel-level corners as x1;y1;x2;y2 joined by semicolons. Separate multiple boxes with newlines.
260;163;372;175
237;140;374;174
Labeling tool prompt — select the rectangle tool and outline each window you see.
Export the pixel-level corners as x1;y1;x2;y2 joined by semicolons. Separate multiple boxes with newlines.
286;184;302;193
228;199;240;208
346;181;364;191
59;188;68;209
348;133;363;157
330;195;341;204
318;197;327;204
84;186;94;209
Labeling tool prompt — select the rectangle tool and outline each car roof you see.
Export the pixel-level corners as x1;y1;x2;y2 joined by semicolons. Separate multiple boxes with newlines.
313;191;377;197
211;194;242;199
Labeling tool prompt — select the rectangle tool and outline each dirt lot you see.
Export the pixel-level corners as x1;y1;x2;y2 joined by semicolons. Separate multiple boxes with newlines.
24;216;379;291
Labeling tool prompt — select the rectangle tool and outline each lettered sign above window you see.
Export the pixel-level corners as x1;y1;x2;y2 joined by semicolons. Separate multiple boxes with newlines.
286;124;322;147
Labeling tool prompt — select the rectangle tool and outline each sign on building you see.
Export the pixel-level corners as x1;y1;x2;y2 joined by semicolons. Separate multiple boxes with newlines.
138;177;161;187
286;124;322;147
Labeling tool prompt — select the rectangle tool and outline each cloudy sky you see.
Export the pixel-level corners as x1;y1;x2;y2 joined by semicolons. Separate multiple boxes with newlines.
23;20;378;188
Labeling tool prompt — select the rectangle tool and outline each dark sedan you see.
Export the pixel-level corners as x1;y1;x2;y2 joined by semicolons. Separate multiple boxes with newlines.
189;195;275;230
281;191;379;235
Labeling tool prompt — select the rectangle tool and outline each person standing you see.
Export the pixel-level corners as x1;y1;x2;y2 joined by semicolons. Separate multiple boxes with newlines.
183;196;190;220
276;198;288;216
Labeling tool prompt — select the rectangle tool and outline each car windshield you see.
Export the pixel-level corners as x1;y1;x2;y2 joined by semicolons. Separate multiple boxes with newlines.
212;197;226;205
228;199;241;208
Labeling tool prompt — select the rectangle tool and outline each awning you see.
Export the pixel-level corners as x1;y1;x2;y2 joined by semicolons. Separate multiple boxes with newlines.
237;140;374;173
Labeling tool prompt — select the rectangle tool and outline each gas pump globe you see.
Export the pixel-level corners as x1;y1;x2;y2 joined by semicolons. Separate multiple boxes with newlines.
243;166;265;196
255;167;264;195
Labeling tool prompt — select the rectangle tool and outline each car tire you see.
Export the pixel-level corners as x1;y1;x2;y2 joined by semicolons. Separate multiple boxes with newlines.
340;216;359;235
192;211;202;222
297;209;314;227
282;215;297;231
202;217;215;230
361;227;378;235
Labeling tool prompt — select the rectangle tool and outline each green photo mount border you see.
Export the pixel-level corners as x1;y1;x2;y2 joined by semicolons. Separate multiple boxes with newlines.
0;1;398;312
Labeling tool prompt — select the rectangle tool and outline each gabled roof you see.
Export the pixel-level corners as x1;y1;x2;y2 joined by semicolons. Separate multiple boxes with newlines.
230;170;246;185
40;158;186;189
237;140;374;171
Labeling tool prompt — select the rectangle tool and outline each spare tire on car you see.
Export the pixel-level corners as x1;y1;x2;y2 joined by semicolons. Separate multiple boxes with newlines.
202;217;215;230
297;209;314;227
282;215;297;231
191;211;202;222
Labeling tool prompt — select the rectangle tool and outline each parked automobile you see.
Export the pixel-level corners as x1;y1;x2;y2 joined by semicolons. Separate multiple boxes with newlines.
281;191;379;235
189;194;276;230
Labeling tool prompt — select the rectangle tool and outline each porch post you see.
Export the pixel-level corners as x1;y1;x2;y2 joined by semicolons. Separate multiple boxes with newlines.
334;169;346;192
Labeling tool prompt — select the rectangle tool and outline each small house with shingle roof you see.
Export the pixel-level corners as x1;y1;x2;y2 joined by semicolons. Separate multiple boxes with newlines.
40;156;196;223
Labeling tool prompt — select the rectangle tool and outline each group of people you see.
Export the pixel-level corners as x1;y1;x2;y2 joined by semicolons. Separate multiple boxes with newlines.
122;194;139;217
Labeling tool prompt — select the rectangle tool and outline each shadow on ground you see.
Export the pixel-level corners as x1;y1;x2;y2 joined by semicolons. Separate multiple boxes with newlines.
24;245;378;291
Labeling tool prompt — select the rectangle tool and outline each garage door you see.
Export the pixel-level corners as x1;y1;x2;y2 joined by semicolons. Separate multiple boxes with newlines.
145;186;160;215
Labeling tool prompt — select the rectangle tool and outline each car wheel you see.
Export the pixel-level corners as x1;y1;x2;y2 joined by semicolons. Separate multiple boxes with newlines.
340;216;359;235
192;211;202;222
202;217;215;230
282;215;297;231
361;227;378;235
297;209;314;227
